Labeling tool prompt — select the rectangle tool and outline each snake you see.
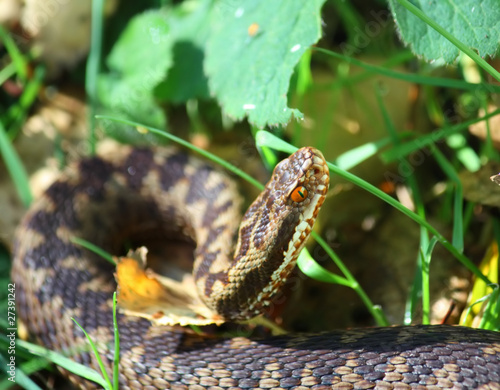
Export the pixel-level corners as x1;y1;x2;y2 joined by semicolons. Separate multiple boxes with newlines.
11;145;500;389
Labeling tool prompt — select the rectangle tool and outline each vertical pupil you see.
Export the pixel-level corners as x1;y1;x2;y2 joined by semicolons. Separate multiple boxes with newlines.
292;186;308;202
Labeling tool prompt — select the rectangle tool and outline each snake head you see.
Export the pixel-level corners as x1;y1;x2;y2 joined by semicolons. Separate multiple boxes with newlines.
271;147;330;209
262;146;330;266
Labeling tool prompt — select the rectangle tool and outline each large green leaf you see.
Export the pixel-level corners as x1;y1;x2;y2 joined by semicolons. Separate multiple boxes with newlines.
205;0;326;128
389;0;500;63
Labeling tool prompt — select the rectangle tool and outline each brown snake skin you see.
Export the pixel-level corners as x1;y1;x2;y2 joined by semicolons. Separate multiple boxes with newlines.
11;146;500;389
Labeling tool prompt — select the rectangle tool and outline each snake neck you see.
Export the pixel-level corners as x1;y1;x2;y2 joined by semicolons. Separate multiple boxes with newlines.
195;147;330;321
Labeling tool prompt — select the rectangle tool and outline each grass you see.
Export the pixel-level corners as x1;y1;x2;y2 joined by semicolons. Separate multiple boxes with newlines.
70;293;120;390
0;121;32;207
85;0;105;156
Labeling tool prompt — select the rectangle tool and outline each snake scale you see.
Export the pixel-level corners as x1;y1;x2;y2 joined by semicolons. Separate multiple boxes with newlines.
11;145;500;389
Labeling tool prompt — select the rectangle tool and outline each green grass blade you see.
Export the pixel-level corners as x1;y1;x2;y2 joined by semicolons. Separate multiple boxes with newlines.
310;50;414;95
452;184;464;252
15;339;111;389
295;48;313;96
480;100;500;161
334;137;395;171
461;285;500;331
255;130;297;155
311;232;389;326
421;237;439;325
86;0;105;155
404;243;423;325
251;125;279;170
0;62;16;86
494;218;500;256
70;237;115;265
395;0;500;83
314;47;500;93
71;319;112;388
4;66;45;138
325;162;488;282
0;339;52;389
259;123;406;172
478;285;500;331
96;115;263;189
297;250;351;287
112;292;120;390
461;294;490;326
0;25;28;81
429;145;464;252
0;121;32;207
381;108;500;162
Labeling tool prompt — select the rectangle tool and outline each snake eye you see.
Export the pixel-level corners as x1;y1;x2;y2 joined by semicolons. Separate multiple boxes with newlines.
291;186;308;202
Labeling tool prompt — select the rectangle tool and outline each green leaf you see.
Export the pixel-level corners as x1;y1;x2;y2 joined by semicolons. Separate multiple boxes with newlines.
154;0;212;103
98;10;172;143
388;0;500;63
107;10;172;81
205;0;326;128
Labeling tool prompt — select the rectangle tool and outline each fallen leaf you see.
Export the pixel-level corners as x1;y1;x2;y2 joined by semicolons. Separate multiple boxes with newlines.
115;247;224;326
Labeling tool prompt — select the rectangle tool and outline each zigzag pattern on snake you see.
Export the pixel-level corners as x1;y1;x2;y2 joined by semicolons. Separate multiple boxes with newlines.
11;145;500;389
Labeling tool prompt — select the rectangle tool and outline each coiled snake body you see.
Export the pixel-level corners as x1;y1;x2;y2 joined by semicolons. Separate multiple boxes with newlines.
11;146;500;389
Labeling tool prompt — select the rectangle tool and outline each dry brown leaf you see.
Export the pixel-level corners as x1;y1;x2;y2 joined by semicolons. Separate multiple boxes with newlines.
115;247;224;326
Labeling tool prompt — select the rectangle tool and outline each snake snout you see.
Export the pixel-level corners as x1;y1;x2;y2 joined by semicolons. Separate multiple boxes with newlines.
295;147;330;198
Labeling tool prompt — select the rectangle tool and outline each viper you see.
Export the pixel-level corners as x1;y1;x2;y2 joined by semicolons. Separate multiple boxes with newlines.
11;145;500;389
